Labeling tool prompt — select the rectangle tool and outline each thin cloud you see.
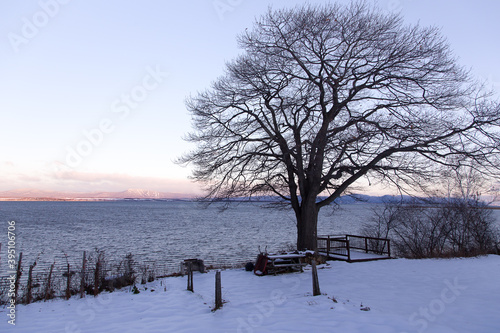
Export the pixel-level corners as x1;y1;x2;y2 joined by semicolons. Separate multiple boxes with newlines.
17;174;42;182
51;170;202;194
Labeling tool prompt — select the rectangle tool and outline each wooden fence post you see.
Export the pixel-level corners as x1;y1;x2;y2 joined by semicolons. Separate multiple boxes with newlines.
14;252;23;303
27;262;35;304
66;263;71;300
45;263;54;301
94;261;100;297
80;251;86;298
214;271;222;310
346;236;351;262
312;261;321;296
187;263;193;292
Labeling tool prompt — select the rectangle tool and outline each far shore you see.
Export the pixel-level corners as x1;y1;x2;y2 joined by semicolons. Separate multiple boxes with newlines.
1;197;499;209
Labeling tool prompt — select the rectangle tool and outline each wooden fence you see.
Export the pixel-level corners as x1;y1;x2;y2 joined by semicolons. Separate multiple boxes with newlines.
0;251;171;305
317;235;391;262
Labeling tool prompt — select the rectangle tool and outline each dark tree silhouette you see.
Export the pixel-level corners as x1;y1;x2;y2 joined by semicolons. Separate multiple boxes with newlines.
180;2;500;250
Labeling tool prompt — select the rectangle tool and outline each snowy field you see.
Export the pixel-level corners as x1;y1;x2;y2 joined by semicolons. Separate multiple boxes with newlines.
2;255;499;333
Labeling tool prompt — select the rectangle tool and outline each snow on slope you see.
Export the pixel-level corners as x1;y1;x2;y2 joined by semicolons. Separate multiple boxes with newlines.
0;188;189;200
1;256;499;333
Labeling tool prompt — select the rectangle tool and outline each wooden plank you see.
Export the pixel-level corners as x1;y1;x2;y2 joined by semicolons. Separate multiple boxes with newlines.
267;254;306;259
272;263;307;268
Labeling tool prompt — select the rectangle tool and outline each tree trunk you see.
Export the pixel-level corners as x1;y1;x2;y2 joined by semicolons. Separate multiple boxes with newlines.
296;199;319;251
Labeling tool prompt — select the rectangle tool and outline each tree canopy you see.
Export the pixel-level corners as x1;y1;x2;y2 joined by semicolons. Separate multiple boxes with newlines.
180;1;500;250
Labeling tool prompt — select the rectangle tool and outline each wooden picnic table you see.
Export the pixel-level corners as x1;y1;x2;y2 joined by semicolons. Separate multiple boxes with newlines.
266;253;307;274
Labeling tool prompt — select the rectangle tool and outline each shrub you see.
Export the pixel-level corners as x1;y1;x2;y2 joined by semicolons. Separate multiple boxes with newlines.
363;197;499;258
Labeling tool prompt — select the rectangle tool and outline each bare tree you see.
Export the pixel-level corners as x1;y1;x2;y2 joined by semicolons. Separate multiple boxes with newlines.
180;2;500;250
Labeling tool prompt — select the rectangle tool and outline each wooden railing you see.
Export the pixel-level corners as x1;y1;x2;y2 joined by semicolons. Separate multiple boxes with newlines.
317;235;391;261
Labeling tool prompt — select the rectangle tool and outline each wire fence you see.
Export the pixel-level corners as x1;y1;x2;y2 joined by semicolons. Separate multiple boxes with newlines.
0;250;179;305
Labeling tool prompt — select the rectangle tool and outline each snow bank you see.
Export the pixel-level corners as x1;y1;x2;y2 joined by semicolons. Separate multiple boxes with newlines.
2;256;499;332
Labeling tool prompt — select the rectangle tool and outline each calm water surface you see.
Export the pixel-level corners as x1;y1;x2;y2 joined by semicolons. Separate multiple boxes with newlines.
1;201;498;274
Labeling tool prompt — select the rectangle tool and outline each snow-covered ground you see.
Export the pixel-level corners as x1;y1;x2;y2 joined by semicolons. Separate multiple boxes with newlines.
2;255;499;333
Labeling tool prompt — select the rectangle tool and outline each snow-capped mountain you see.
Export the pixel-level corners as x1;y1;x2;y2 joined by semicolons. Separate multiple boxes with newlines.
0;188;194;200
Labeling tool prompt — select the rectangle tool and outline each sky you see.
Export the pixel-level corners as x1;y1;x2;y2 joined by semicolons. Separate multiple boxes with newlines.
1;0;499;195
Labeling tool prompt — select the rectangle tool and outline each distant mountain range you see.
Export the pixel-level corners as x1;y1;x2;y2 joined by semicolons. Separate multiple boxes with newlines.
1;189;498;207
0;189;407;203
0;189;196;201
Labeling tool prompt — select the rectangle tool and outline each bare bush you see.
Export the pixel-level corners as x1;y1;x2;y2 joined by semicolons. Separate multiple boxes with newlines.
362;200;400;253
103;253;137;291
140;263;156;284
364;198;499;258
440;197;498;256
392;203;450;258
